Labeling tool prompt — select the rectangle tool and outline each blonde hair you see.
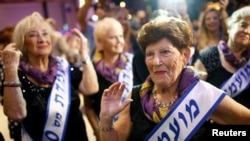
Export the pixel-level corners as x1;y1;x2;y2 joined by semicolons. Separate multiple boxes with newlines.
94;17;123;48
197;8;227;51
12;12;52;59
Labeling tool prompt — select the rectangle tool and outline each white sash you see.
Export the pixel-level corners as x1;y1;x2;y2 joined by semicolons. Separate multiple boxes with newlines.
22;57;71;141
145;80;226;141
220;59;250;97
42;57;71;141
114;53;133;121
118;53;133;103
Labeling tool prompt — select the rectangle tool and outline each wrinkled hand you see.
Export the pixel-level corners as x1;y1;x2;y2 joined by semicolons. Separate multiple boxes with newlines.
70;28;89;59
1;43;21;70
100;82;133;120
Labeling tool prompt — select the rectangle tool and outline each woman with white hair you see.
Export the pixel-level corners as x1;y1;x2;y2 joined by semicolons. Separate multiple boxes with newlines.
1;12;98;141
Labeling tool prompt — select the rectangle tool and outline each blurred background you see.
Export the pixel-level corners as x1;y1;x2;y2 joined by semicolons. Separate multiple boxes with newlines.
0;0;250;141
1;0;246;32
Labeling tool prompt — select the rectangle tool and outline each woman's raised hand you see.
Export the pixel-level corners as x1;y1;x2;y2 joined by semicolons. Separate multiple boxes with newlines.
1;43;22;70
70;28;89;60
100;82;133;120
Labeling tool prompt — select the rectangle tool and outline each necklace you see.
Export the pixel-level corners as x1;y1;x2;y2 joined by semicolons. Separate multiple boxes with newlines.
153;92;178;110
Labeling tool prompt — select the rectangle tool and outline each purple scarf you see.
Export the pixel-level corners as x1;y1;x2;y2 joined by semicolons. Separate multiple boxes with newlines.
218;40;250;69
140;67;199;122
19;56;58;84
94;52;126;83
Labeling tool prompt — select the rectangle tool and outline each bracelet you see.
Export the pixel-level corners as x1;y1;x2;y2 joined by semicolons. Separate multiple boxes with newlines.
3;81;21;87
81;56;91;65
99;122;114;132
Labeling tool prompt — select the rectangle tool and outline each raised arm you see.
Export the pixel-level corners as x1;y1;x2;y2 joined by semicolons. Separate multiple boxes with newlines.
99;82;133;141
219;0;229;20
2;43;26;121
71;28;99;95
77;0;92;32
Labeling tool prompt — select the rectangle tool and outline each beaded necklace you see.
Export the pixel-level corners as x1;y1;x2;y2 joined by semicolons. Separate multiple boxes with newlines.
153;91;178;110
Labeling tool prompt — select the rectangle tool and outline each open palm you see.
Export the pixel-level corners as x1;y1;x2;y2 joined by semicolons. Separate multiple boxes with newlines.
100;82;132;119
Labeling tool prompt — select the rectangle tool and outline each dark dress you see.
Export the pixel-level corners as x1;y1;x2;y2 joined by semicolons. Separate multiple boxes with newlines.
3;64;88;141
132;51;149;86
200;47;250;108
129;85;156;141
129;85;206;140
88;71;112;117
193;47;250;140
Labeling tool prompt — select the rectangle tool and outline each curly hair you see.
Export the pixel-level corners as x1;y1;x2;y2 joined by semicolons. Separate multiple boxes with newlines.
137;16;193;53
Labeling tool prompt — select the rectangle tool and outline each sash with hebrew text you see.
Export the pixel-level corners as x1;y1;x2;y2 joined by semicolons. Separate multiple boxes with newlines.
145;80;226;141
220;59;250;97
22;57;71;141
113;53;133;121
41;57;71;141
118;53;133;103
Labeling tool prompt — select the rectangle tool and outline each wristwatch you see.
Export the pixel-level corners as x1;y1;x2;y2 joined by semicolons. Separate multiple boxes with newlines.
81;56;91;65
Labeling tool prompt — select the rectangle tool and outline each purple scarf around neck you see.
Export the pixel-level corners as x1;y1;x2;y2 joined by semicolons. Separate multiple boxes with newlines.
140;67;199;122
19;56;58;85
218;40;250;69
94;54;126;83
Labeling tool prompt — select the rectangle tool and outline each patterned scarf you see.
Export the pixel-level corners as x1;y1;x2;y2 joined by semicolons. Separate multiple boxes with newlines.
218;40;250;69
93;51;127;83
140;66;205;123
19;56;57;85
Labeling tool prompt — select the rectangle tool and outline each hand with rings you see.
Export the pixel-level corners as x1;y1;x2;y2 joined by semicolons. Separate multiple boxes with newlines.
1;43;22;70
100;82;133;119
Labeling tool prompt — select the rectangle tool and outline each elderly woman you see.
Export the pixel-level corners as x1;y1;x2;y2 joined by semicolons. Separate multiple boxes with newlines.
84;17;133;141
1;12;98;141
106;6;141;54
98;16;250;141
194;5;250;139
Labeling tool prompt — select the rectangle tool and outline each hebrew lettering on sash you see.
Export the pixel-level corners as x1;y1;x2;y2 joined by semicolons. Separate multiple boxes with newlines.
185;99;199;122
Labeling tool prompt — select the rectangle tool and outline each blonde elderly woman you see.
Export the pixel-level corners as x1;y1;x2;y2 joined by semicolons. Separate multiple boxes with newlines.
1;12;98;141
84;17;133;141
98;16;250;141
106;6;141;54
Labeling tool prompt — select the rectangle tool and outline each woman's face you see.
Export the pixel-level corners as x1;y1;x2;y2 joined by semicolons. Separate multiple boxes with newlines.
204;10;220;32
228;17;250;49
116;11;129;32
145;38;189;87
102;22;125;55
24;23;52;57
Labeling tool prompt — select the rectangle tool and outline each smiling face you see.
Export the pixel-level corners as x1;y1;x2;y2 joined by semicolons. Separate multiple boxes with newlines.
228;17;250;50
204;10;220;32
24;23;52;58
101;20;125;55
145;38;189;87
